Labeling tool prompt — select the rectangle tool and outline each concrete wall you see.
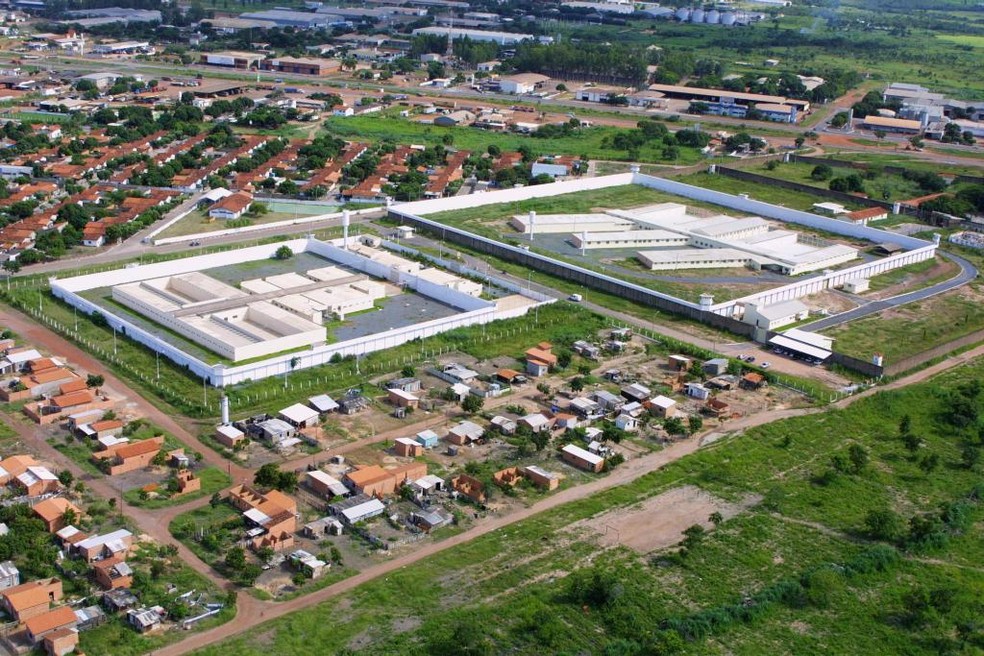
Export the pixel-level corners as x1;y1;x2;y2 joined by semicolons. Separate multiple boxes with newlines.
51;238;542;387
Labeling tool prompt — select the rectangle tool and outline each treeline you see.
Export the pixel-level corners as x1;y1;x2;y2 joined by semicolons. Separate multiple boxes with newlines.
504;42;649;87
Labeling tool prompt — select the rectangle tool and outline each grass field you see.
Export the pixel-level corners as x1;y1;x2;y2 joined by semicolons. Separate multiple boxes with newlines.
822;283;984;361
158;206;328;239
323;113;708;165
739;161;928;203
189;355;984;656
123;466;232;509
675;171;869;212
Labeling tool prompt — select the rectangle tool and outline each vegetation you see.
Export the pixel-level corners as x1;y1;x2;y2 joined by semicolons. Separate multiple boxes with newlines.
189;354;984;656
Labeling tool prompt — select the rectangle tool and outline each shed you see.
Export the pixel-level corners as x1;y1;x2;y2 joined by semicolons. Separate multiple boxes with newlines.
394;437;423;457
447;420;484;445
278;403;320;428
215;424;245;448
339;498;385;525
489;416;517;435
519;412;552;433
649;395;678;418
308;394;339;414
414;429;440;449
702;358;729;376
685;382;710;400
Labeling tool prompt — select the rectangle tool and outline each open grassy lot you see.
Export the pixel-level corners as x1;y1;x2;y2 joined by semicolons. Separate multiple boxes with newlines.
822;283;984;361
739;161;928;203
675;171;869;212
123;465;232;509
190;355;984;656
158;206;328;239
323;113;708;165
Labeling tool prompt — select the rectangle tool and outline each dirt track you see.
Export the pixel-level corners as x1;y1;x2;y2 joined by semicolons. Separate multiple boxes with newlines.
4;300;984;655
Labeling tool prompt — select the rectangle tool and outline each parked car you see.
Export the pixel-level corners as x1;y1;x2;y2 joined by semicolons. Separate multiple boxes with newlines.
761;362;770;369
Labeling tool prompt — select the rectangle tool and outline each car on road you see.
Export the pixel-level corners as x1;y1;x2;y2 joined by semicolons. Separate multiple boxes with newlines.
746;356;755;363
737;354;747;361
568;294;583;302
761;362;770;369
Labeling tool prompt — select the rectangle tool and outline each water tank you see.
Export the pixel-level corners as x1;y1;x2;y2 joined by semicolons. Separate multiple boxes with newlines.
675;7;691;21
691;8;704;22
706;10;721;23
721;12;736;25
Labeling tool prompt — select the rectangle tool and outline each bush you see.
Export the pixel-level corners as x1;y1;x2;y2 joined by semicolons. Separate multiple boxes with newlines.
811;164;833;181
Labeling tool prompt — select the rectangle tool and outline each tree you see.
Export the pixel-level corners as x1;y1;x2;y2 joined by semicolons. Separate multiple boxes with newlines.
664;417;685;435
848;444;869;473
224;546;247;572
681;524;706;554
536;382;551;396
461;394;484;414
57;470;74;487
209;492;222;508
810;164;833;181
709;511;723;526
273;245;293;260
85;374;104;389
152;450;167;467
961;445;980;470
569;377;585;393
873;129;887;142
902;431;923;454
919;452;940;474
794;136;805;148
899;414;912;435
688;415;703;434
865;508;904;542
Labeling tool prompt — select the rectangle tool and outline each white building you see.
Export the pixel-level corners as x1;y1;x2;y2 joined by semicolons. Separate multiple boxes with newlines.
498;73;550;95
743;300;810;330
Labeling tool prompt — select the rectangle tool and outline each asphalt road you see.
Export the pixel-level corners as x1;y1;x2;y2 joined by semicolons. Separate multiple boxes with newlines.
803;250;978;331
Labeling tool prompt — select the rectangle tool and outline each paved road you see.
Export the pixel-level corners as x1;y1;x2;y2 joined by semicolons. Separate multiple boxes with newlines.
803;251;978;332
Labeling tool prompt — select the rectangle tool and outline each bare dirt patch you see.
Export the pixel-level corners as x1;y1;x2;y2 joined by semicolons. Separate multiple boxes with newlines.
800;289;857;315
573;485;760;554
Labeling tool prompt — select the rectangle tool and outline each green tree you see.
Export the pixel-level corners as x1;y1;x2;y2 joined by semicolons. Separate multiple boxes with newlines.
688;415;703;434
461;394;484;414
85;374;104;389
569;377;585;393
224;546;247;572
865;508;904;542
273;245;293;260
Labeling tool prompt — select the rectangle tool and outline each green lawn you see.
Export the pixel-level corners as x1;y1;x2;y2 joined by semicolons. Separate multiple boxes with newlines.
189;356;984;656
742;161;927;203
158;206;328;240
123;466;232;509
676;171;869;212
323;114;707;165
821;283;984;361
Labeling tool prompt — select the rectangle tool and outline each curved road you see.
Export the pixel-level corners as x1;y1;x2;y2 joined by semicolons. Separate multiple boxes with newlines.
802;250;978;332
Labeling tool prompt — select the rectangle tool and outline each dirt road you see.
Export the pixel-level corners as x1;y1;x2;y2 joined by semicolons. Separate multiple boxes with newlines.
153;341;984;656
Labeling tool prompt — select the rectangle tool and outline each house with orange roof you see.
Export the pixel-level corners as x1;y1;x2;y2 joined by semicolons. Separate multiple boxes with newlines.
91;556;133;590
525;342;558;377
227;484;297;552
0;454;38;485
32;497;81;533
342;462;427;498
12;466;60;497
24;605;76;645
208;191;253;220
92;436;163;476
24;388;114;425
1;578;63;621
42;625;79;656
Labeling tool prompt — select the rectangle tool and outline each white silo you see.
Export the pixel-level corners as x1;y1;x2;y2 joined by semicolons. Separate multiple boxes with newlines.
676;7;691;21
706;10;721;23
722;12;737;25
691;8;705;22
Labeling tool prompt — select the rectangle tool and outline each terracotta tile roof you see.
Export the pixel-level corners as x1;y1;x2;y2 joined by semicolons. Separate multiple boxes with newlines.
113;436;163;460
24;605;75;636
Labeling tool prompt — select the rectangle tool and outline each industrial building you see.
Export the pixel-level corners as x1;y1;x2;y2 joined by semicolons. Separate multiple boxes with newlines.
411;26;542;45
514;202;858;276
198;51;264;70
260;57;340;76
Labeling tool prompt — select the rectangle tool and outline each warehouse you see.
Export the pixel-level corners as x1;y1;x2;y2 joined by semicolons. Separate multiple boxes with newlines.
648;83;810;113
498;73;550;95
570;229;688;250
412;26;540;45
241;10;342;29
261;57;340;76
509;212;634;235
199;51;263;70
861;115;923;134
636;247;767;270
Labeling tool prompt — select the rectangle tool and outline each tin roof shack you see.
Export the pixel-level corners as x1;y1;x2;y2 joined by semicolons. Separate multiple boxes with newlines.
414;429;440;448
308;394;339;415
450;474;486;504
489;415;517;435
102;588;138;613
446;420;484;445
519;412;553;433
127;606;164;633
331;494;386;525
620;383;652;404
668;355;692;371
685;383;710;401
394;437;423;457
288;549;329;579
2;578;63;621
702;358;729;376
592;390;624;414
572;340;601;360
278;403;320;428
387;388;420;409
410;507;453;531
305;470;348;498
561;444;605;473
74;529;133;563
385;377;422;393
303;516;344;538
32;498;82;533
228;485;298;552
91;557;133;590
525;342;558;377
214;424;245;448
649;395;678;419
0;561;20;591
523;465;562;490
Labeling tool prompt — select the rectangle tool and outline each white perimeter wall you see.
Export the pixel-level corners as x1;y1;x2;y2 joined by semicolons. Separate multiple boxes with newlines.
51;238;544;387
388;172;938;317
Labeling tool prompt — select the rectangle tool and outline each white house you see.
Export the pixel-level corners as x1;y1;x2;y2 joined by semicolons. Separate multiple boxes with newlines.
208;191;253;220
498;73;550;95
743;300;810;330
